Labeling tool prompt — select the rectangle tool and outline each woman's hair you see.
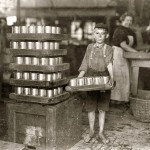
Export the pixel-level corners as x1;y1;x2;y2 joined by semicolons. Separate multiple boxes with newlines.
120;12;134;22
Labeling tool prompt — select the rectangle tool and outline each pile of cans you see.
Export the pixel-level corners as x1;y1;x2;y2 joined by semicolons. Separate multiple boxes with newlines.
15;87;63;98
11;41;60;50
70;76;109;87
12;26;61;34
15;57;63;66
14;72;62;81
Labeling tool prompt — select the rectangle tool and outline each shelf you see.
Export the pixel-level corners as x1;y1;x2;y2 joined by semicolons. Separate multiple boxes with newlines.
6;48;67;57
9;63;70;73
7;33;68;41
9;92;70;104
10;78;69;87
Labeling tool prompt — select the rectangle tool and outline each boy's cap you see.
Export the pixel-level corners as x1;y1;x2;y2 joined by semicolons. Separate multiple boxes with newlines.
94;23;108;31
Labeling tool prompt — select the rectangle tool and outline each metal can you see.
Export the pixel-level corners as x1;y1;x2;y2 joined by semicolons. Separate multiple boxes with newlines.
87;77;93;85
51;26;56;34
57;72;62;79
23;72;30;80
12;42;18;49
56;27;61;34
57;87;63;94
94;77;101;85
27;42;35;49
31;88;38;96
48;58;54;66
16;57;23;64
54;58;59;65
49;42;54;50
43;42;50;49
78;78;85;86
35;42;42;49
16;87;23;95
12;26;20;33
28;26;36;33
32;57;39;65
40;58;48;66
46;74;52;81
70;79;77;87
38;73;46;81
58;57;62;64
54;42;59;49
20;42;26;49
52;73;57;81
15;72;22;79
39;89;46;97
103;76;109;84
53;88;58;96
36;26;44;33
24;87;31;95
21;26;27;33
24;57;31;65
45;26;52;33
47;89;53;98
31;73;38;80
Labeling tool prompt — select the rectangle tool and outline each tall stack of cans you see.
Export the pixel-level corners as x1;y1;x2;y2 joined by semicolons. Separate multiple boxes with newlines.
9;25;69;102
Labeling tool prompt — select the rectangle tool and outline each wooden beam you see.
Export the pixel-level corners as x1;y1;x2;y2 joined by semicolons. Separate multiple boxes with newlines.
131;60;150;67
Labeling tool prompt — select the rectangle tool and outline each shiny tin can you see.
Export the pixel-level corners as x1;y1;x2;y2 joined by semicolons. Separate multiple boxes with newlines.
21;26;28;33
43;42;50;49
51;26;56;34
31;73;38;80
56;27;61;34
54;42;59;49
16;57;23;64
39;89;46;97
45;26;52;33
57;87;63;95
94;77;101;85
48;58;54;66
46;74;52;81
20;42;26;49
58;57;62;64
12;42;18;49
53;88;58;96
52;73;57;81
50;42;54;50
16;87;23;95
78;78;85;86
23;72;30;80
38;73;46;81
35;42;42;49
15;72;22;79
103;76;109;84
87;77;93;85
47;89;53;98
31;88;38;96
57;72;62;79
70;79;77;87
12;26;20;33
24;87;31;95
41;57;48;66
27;42;35;49
28;26;36;33
32;57;39;65
36;26;44;33
24;57;31;65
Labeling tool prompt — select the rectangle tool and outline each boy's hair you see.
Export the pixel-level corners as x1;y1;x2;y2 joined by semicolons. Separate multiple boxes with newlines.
94;23;108;33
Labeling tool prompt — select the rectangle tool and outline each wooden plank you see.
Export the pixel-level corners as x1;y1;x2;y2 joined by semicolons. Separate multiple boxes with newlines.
124;52;150;60
131;60;150;67
10;78;69;87
0;140;25;150
6;48;67;57
138;89;150;100
7;33;68;41
9;63;70;73
9;92;70;104
131;67;139;95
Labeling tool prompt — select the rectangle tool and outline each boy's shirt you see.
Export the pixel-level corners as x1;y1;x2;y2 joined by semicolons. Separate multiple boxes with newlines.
79;43;113;73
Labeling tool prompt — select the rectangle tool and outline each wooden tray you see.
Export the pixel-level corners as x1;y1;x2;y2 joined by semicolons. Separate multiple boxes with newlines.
9;63;70;73
7;33;68;41
10;78;69;87
124;52;150;60
6;48;67;57
9;92;70;104
66;84;113;92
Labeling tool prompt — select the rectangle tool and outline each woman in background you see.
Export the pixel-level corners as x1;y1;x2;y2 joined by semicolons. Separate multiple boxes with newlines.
111;12;137;102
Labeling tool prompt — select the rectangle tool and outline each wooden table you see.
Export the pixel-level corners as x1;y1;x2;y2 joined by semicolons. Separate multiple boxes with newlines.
124;52;150;96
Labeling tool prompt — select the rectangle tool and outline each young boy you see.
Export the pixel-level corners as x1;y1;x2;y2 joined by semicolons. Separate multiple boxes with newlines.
78;23;113;144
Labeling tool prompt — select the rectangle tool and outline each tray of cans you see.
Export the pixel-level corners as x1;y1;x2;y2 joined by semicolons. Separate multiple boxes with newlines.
9;86;70;104
67;76;112;91
7;26;68;41
10;71;68;87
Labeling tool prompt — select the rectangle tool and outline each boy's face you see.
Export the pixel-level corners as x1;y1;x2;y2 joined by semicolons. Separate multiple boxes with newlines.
93;28;108;44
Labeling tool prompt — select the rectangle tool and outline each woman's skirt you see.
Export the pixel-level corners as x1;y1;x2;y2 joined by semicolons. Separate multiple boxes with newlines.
111;46;130;102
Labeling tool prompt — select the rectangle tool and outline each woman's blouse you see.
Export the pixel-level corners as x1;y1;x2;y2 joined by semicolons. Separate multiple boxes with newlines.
112;26;137;48
78;43;113;73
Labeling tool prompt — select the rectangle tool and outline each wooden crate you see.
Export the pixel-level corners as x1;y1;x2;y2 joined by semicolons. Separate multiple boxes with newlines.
6;95;82;150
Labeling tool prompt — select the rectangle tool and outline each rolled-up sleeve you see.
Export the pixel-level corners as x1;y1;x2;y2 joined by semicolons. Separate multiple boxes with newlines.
105;46;113;66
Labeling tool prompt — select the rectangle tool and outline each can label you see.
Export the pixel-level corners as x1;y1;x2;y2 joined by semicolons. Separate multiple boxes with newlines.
43;42;50;49
23;72;30;80
12;42;18;49
45;26;52;33
52;73;57;81
54;42;59;49
15;72;22;79
50;42;54;50
21;26;27;33
38;73;46;81
31;88;38;96
53;88;58;96
47;89;53;98
48;58;54;66
56;27;61;34
24;88;30;95
86;77;93;85
31;73;38;80
40;58;48;66
39;89;46;97
57;72;62;79
46;74;52;81
32;57;39;65
36;26;44;33
35;42;42;49
94;77;101;85
70;79;77;86
51;26;56;34
24;57;31;65
57;87;63;94
28;26;36;33
27;42;35;49
12;26;20;33
78;78;85;86
16;57;23;64
16;87;23;95
20;42;26;49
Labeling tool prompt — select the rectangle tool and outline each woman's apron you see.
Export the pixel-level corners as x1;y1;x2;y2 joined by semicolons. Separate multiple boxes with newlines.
111;46;130;102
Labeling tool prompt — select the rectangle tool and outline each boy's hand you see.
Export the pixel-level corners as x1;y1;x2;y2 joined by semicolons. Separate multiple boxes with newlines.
78;71;85;78
109;78;114;87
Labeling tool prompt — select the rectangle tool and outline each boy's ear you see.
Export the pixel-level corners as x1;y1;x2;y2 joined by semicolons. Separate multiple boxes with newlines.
106;34;109;39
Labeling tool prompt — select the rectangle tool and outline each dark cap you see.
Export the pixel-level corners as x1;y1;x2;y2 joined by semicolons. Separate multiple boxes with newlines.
94;23;108;31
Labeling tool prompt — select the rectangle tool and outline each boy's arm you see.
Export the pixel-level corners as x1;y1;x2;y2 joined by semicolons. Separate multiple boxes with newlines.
107;62;114;86
78;71;86;78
